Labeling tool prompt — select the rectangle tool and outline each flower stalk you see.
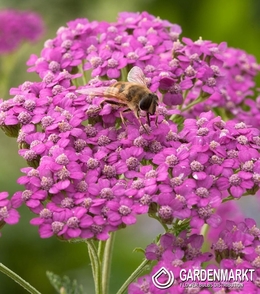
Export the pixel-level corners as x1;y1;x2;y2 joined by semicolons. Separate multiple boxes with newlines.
0;263;41;294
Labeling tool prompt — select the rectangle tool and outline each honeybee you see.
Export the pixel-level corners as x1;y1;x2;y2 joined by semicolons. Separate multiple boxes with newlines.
77;66;158;132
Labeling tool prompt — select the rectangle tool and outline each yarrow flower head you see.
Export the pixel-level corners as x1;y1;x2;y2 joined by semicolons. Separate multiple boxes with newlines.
1;11;260;242
0;9;44;54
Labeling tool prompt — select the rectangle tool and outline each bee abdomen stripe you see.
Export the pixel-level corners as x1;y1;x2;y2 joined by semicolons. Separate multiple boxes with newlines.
126;85;146;102
118;83;126;93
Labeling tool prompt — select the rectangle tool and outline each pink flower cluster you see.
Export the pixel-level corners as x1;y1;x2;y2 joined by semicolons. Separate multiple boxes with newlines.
0;10;259;239
0;9;44;54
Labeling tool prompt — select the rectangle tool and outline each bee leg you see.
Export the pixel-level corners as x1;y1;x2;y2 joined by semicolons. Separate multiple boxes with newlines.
134;109;149;134
136;111;149;134
119;111;127;126
155;112;158;127
146;112;151;126
140;120;149;134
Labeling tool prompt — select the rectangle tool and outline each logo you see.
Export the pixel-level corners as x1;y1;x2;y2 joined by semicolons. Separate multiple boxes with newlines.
152;267;175;289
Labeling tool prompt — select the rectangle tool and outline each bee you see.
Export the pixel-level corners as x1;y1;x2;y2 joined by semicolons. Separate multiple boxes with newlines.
77;66;159;132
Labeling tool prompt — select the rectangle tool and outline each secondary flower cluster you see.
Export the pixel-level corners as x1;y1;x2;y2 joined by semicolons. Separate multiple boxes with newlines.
0;192;20;237
129;218;260;293
0;9;44;54
0;11;259;241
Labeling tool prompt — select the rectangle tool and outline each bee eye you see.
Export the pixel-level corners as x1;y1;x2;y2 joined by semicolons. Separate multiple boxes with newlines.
139;95;152;111
139;94;158;114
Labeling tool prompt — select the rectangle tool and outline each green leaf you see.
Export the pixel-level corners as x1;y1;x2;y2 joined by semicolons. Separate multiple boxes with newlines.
46;271;84;294
133;247;145;254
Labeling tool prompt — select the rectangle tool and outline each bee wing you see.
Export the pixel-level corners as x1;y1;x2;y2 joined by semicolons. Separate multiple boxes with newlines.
127;66;147;86
77;86;128;105
76;87;119;97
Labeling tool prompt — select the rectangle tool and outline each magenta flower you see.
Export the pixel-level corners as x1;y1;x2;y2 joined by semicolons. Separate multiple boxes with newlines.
159;76;185;106
0;9;44;54
0;192;20;225
216;171;254;198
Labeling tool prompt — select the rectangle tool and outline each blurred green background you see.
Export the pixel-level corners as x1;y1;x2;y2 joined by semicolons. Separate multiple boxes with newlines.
0;0;260;293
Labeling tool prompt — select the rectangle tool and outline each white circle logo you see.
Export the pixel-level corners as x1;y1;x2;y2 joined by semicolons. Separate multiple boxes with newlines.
152;266;174;289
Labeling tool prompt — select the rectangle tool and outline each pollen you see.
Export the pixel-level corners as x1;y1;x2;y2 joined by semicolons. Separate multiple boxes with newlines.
87;158;99;169
212;238;228;251
24;100;36;111
131;179;145;189
190;160;204;172
58;121;72;132
229;174;241;186
49;61;60;72
118;205;131;216
149;141;162;153
17;111;32;124
242;160;254;172
98;135;111;146
41;116;54;129
197;127;209;136
145;170;157;179
197;205;213;219
39;208;52;219
41;176;54;190
170;176;183;187
51;221;64;234
100;188;114;200
74;139;87;152
22;190;33;201
55;153;69;165
0;207;8;219
252;256;260;268
236;135;248;145
139;194;152;205
90;56;102;68
61;197;74;208
23;150;38;161
67;216;79;228
158;205;173;220
107;58;118;68
85;125;98;137
81;198;93;209
210;155;224;165
126;157;139;170
165;154;178;166
91;224;103;234
196;187;209;198
102;165;116;178
76;181;88;192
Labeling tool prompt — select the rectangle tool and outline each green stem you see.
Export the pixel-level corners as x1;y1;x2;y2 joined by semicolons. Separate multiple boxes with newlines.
102;232;116;294
201;224;211;253
120;67;128;82
149;214;168;232
80;62;88;86
181;94;209;112
116;259;151;294
222;191;254;203
0;262;41;294
98;240;106;262
86;240;102;294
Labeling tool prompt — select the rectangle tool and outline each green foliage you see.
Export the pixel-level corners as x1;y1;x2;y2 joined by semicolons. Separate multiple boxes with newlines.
46;272;84;294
